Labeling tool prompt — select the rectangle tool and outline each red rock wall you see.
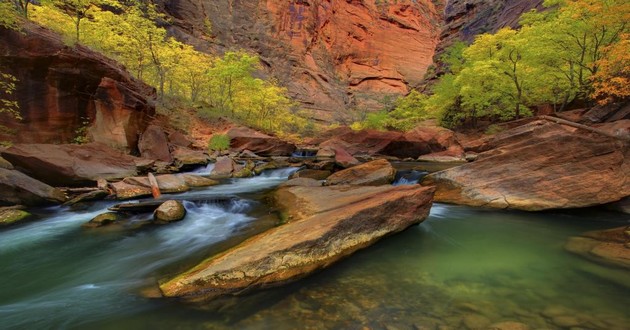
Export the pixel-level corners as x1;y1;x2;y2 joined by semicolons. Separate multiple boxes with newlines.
0;22;155;152
161;0;443;122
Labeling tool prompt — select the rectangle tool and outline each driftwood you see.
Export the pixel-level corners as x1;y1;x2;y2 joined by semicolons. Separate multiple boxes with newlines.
59;187;100;194
147;173;161;199
109;196;239;213
540;115;630;141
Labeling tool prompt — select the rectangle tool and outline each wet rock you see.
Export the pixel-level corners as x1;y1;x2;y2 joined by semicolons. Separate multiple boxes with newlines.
227;127;296;156
0;208;31;226
289;169;331;180
326;159;395;186
0;168;67;206
139;125;172;163
461;313;491;329
154;200;186;223
83;212;119;228
177;174;219;188
233;160;255;178
111;181;152;200
63;190;109;206
159;185;434;302
1;143;140;186
280;178;322;188
423;121;630;210
564;226;630;269
211;157;236;178
124;174;189;194
253;159;288;175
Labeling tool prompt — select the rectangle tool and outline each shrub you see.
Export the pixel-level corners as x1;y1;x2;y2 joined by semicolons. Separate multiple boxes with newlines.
207;134;230;152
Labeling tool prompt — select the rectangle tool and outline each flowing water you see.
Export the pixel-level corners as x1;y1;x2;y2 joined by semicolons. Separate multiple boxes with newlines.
0;168;628;330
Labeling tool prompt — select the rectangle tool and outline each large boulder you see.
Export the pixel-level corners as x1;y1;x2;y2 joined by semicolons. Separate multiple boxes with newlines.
138;125;172;162
423;121;630;210
318;126;464;159
0;168;67;206
226;127;296;156
1;143;140;186
159;184;434;302
326;159;395;186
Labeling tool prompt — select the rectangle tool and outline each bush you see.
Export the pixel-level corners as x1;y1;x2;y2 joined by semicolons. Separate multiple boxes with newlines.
208;134;230;152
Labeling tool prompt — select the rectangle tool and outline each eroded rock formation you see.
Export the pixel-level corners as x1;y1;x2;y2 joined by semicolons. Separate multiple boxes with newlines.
0;22;155;152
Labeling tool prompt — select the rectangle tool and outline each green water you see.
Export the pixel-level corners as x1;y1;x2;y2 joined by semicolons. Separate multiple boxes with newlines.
0;172;628;329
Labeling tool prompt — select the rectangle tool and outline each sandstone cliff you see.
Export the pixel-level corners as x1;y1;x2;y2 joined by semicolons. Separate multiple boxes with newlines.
0;22;155;152
158;0;443;122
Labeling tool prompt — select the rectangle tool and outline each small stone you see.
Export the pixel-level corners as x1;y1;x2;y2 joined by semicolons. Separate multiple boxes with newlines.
462;313;491;329
154;200;186;223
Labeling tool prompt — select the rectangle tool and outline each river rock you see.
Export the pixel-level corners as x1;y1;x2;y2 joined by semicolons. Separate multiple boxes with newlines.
0;168;67;206
111;181;152;200
177;174;219;188
487;321;530;330
564;226;630;269
83;212;119;228
159;184;434;302
1;143;140;186
154;200;186;223
326;159;395;186
124;174;189;194
171;147;208;168
139;125;172;163
0;208;31;226
227;126;296;156
211;156;236;178
423;121;630;210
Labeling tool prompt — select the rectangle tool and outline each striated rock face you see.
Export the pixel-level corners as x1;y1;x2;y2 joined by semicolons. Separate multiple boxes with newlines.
159;184;434;302
0;22;155;152
423;121;630;210
160;0;442;121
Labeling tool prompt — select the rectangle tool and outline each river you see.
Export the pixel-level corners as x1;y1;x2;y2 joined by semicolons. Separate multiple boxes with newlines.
0;168;628;329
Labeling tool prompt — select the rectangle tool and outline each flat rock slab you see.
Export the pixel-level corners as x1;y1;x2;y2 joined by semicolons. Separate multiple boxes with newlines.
159;184;434;302
326;159;395;186
423;121;630;210
565;226;630;269
0;168;67;206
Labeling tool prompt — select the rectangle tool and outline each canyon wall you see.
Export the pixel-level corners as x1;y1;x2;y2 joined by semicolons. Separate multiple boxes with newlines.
159;0;444;122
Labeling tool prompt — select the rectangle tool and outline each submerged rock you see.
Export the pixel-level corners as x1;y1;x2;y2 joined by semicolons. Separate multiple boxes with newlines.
0;168;67;206
159;184;434;302
326;159;395;186
83;212;120;228
565;226;630;269
154;200;186;223
423;121;630;210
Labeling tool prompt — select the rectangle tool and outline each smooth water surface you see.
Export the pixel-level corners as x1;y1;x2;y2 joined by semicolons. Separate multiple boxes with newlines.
0;170;628;330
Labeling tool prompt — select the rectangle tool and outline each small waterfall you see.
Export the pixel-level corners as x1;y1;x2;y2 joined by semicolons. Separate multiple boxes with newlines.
291;149;317;158
187;163;216;175
392;170;428;186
